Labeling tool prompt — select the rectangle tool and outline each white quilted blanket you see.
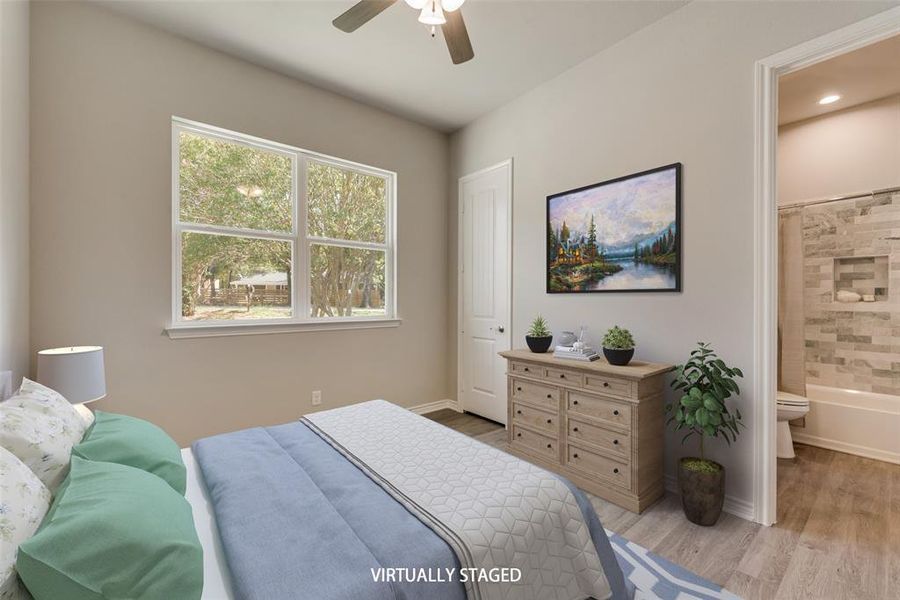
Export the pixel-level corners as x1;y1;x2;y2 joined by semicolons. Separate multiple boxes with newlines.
304;400;613;600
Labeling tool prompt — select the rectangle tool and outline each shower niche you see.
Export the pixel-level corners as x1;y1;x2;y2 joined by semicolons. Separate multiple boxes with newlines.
833;255;889;302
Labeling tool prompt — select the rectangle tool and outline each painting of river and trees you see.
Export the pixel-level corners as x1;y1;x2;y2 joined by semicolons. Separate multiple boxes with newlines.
547;163;681;293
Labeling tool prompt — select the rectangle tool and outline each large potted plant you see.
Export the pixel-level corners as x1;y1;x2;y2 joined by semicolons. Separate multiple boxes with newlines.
525;315;553;353
601;326;635;366
667;342;744;526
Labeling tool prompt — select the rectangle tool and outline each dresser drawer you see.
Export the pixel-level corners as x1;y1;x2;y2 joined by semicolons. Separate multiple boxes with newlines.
568;391;631;427
545;366;583;386
512;425;558;460
567;444;631;489
509;361;542;377
512;402;557;434
584;373;634;398
568;418;630;458
511;378;558;409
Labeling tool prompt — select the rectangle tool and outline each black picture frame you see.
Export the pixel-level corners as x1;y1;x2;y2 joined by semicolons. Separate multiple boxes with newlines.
546;162;682;294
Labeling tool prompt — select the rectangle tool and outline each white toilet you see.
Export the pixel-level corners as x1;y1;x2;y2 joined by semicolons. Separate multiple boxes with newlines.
776;391;809;459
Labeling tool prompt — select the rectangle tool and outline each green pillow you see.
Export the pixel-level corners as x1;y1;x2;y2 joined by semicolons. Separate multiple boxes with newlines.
17;457;202;600
72;411;186;494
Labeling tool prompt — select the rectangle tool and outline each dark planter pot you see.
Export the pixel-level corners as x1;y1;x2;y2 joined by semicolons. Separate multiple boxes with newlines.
677;457;725;526
525;335;553;353
603;347;634;366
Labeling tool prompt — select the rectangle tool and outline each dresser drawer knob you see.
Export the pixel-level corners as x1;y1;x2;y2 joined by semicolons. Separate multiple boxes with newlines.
546;419;552;424
573;400;579;405
573;453;579;459
546;394;552;399
613;410;620;416
516;433;522;437
524;367;530;372
613;468;619;474
573;427;579;432
613;439;619;445
516;410;522;414
517;387;522;391
603;382;609;387
546;443;552;449
559;374;565;379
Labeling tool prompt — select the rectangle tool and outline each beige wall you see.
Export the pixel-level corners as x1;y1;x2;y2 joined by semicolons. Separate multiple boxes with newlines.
448;1;896;508
779;94;900;205
30;2;450;445
0;0;30;388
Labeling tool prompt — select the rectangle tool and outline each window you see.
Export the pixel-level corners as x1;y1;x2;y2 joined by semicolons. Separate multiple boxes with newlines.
171;118;396;335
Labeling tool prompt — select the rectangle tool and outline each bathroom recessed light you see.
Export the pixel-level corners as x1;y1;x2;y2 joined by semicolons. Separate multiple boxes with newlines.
818;94;841;105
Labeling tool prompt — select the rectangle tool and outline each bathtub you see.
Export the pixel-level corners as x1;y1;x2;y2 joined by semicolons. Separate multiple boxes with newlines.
791;384;900;464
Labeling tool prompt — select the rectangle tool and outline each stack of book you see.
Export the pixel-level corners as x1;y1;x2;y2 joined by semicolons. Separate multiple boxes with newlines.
553;345;600;362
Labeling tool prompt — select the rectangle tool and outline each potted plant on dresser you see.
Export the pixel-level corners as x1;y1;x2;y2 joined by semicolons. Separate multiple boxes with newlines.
601;326;635;366
667;342;744;526
525;315;553;353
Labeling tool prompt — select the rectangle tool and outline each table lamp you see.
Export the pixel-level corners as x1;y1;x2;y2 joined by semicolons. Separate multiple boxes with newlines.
36;346;106;404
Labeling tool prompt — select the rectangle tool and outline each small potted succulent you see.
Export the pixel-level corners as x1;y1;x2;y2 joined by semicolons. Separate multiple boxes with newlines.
525;315;553;353
667;342;744;526
601;326;635;366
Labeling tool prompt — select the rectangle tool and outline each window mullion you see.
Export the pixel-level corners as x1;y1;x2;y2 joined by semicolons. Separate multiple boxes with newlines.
296;153;310;321
307;237;389;252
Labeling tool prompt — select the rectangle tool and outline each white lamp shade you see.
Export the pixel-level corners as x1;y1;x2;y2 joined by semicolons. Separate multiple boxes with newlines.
404;0;427;9
37;346;106;404
442;0;465;11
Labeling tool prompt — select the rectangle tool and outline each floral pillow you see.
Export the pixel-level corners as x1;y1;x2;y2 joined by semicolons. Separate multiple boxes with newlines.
0;379;89;492
0;446;51;600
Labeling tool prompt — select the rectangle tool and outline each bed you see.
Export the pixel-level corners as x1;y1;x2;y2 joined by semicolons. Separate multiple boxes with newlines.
183;448;235;600
187;399;629;600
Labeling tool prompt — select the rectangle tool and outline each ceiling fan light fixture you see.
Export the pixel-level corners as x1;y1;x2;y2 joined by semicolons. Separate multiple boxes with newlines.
404;0;427;9
442;0;465;11
418;0;446;25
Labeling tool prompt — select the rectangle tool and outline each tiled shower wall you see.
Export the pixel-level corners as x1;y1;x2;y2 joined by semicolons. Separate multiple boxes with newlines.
801;190;900;395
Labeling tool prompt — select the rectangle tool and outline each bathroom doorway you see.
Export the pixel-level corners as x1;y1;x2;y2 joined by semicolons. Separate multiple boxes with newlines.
754;8;900;528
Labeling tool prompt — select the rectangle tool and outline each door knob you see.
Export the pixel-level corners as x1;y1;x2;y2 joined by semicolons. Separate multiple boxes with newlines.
497;326;505;333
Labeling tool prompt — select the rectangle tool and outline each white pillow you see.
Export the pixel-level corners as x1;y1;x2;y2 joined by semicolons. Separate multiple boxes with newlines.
0;446;51;600
0;379;89;492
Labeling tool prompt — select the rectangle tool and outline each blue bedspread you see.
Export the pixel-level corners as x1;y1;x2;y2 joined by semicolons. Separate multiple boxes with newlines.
194;423;465;600
194;420;628;600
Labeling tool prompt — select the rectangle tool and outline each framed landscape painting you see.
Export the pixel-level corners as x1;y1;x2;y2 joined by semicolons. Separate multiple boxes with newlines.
547;163;681;293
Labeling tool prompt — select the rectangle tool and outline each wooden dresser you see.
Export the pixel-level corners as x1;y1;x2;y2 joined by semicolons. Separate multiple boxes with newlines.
499;349;674;513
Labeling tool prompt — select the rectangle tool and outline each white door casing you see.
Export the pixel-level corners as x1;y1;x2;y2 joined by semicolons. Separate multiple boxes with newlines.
458;160;512;424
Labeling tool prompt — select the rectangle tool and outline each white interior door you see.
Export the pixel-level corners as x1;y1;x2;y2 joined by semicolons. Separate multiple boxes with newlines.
459;160;511;424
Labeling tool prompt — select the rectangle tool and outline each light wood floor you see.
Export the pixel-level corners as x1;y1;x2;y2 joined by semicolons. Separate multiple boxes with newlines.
425;409;900;600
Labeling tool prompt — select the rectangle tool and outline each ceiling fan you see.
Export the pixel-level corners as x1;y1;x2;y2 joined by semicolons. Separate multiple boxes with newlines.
333;0;474;65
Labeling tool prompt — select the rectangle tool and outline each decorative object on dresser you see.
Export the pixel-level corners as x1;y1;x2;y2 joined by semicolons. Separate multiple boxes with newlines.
524;315;553;353
546;163;682;293
500;349;674;513
668;342;744;526
554;325;599;361
601;326;635;366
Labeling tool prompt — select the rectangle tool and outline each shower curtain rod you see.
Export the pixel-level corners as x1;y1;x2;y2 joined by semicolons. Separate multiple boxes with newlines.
778;185;900;211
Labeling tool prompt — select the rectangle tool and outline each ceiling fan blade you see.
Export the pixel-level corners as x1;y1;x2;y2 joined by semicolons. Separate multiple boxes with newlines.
333;0;397;33
442;9;474;65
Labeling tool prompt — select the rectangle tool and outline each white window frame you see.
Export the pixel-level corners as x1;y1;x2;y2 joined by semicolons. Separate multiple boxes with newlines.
167;117;399;339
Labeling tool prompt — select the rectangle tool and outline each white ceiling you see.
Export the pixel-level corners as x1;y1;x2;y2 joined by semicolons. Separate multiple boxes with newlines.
98;0;685;132
779;34;900;126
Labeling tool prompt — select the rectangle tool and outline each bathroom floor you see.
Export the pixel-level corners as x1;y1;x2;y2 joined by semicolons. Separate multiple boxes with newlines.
428;410;900;599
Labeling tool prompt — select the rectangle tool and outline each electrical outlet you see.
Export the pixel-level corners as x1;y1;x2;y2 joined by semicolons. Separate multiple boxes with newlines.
311;390;322;406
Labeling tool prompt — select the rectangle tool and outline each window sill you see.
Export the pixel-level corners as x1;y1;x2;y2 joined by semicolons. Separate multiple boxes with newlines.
165;318;401;339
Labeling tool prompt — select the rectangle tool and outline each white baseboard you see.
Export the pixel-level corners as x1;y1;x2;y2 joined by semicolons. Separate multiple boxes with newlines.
664;475;755;522
791;432;900;465
408;398;461;415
